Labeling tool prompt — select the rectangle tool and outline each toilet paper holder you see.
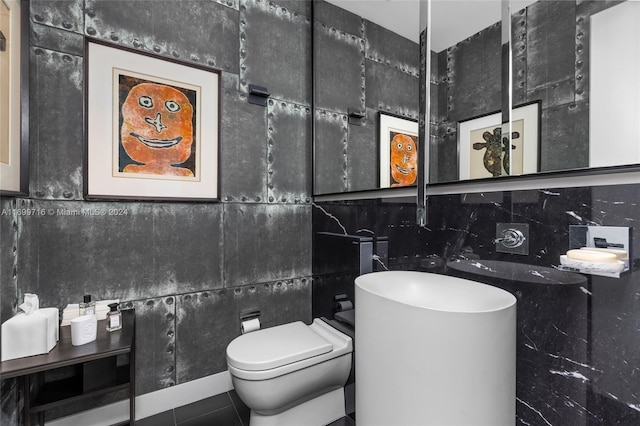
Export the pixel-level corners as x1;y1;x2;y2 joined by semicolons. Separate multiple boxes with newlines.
332;293;353;313
240;309;260;322
240;310;261;334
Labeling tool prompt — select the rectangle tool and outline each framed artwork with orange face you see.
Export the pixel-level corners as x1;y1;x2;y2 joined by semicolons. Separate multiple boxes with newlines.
85;40;220;201
379;113;418;188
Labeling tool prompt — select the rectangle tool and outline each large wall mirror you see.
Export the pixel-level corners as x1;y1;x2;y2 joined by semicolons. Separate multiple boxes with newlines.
312;0;640;198
312;0;420;196
428;0;640;185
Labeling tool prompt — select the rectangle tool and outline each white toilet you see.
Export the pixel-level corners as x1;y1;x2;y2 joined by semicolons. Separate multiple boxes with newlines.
226;318;353;426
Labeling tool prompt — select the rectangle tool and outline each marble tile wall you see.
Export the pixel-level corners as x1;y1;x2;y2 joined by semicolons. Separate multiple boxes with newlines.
313;183;640;425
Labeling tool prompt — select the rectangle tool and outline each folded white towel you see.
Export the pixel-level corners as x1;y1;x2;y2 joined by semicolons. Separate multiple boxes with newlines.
61;299;120;324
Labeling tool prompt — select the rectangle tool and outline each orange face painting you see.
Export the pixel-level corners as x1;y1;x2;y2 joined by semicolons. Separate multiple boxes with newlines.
120;82;194;176
390;133;417;187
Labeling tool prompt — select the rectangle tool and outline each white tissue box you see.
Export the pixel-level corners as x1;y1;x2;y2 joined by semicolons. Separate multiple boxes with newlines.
1;308;59;361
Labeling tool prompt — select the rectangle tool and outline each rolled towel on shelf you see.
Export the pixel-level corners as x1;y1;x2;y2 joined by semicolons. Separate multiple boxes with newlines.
566;249;618;263
560;253;625;274
579;247;628;260
61;299;120;325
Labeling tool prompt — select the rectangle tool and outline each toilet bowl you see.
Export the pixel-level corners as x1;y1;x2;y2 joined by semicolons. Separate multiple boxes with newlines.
226;318;353;426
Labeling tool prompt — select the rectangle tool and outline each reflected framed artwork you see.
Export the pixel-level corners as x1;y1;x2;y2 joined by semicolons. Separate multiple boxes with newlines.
0;0;29;195
379;112;418;188
85;39;220;201
458;101;540;180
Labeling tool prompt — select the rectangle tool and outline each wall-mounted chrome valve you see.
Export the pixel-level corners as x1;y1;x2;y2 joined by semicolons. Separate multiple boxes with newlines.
495;223;529;255
495;229;525;248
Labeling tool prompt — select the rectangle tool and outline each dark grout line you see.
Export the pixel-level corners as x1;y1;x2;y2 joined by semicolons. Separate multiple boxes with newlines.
227;391;247;426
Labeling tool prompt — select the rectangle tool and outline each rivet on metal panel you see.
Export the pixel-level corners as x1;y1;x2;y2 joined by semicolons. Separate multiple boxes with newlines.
34;14;43;22
166;297;174;305
183;295;191;302
62;21;72;30
110;33;119;41
234;288;242;294
166;313;174;321
269;196;274;202
146;300;155;307
167;330;174;338
86;9;96;18
87;27;97;36
166;344;174;354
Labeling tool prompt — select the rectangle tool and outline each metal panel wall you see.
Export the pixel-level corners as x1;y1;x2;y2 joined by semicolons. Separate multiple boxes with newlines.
0;1;313;420
314;3;419;194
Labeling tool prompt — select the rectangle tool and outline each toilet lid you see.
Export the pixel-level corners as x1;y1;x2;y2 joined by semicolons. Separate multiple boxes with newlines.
227;321;333;371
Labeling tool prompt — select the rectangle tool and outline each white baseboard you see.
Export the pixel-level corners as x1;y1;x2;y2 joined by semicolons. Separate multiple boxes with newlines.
46;370;233;426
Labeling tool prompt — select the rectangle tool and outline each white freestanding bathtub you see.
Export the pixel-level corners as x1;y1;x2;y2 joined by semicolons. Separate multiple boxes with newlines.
355;271;517;426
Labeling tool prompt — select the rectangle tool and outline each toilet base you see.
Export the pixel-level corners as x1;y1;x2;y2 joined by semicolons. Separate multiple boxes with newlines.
249;387;346;426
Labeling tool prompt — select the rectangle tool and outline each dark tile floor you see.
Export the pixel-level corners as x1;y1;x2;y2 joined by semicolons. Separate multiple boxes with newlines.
135;390;355;426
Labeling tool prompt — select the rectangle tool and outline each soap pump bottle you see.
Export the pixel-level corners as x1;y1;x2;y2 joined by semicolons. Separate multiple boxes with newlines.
106;303;122;332
80;294;95;315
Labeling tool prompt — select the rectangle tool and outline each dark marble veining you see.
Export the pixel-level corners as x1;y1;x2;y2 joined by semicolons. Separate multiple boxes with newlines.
312;184;640;425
